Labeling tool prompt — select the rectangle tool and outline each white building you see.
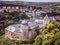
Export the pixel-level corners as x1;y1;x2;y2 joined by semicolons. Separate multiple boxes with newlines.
35;15;50;28
5;23;36;40
43;15;50;24
5;14;50;40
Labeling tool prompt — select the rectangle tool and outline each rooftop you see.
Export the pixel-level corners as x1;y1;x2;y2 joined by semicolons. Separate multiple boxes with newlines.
5;24;23;33
5;15;50;33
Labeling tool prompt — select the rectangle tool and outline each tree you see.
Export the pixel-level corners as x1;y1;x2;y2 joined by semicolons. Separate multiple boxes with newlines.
20;12;29;19
35;27;40;35
33;35;42;45
42;21;60;45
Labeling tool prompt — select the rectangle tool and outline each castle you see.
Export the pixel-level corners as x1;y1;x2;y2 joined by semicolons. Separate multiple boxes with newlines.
5;15;50;40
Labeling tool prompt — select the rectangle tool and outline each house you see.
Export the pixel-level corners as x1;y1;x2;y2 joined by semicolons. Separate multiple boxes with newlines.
5;14;49;40
35;15;50;28
5;23;36;40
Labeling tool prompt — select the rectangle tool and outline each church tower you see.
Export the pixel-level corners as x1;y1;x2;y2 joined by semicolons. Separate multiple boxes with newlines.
43;14;50;25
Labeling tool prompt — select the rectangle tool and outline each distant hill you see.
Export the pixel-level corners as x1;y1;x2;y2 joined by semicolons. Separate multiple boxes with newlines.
0;1;60;7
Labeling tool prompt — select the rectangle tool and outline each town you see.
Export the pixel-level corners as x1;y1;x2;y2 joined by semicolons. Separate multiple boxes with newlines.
0;1;60;45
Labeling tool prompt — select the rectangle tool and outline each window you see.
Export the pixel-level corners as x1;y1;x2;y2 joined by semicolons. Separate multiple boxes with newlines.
11;33;19;39
29;29;31;31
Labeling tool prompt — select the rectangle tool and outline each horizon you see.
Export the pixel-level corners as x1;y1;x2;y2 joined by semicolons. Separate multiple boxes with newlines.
0;0;60;2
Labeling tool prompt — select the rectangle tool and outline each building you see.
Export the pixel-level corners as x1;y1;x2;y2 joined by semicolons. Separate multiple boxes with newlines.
35;15;50;28
5;14;50;40
43;15;50;24
5;23;36;40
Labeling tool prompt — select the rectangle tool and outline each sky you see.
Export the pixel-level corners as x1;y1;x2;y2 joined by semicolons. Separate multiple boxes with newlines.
0;0;60;2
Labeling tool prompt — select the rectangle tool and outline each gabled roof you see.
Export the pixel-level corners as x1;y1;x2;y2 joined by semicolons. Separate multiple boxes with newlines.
44;15;49;20
5;26;15;32
5;24;23;33
28;21;38;29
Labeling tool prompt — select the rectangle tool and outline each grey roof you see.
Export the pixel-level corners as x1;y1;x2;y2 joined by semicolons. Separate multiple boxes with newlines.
28;21;38;29
5;20;38;33
5;24;23;33
5;15;50;33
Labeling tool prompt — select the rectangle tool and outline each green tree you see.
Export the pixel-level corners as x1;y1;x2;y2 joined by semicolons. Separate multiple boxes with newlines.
33;35;42;45
35;27;40;35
